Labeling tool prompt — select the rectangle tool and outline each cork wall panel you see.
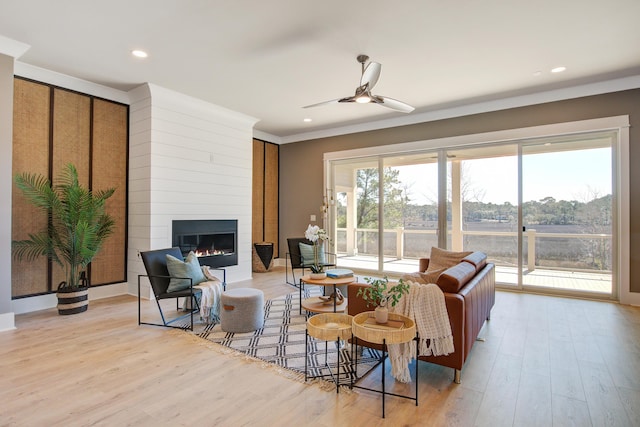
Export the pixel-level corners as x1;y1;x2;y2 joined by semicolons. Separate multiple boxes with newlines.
52;89;91;183
252;139;265;244
12;78;129;297
11;79;50;297
89;99;128;285
51;88;91;288
264;142;279;254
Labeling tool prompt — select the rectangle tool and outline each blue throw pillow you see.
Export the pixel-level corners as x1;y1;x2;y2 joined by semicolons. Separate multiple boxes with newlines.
299;242;325;266
166;251;207;292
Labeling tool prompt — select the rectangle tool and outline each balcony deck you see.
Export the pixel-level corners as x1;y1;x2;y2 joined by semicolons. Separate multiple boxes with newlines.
335;255;612;295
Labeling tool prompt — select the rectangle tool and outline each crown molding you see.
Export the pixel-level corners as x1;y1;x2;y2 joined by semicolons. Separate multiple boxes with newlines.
0;34;29;58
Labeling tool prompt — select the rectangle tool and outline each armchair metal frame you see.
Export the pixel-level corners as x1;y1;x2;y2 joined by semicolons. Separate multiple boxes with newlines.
138;247;202;330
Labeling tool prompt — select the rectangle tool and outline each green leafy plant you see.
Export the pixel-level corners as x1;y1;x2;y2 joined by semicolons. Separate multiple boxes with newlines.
12;163;116;290
356;276;410;308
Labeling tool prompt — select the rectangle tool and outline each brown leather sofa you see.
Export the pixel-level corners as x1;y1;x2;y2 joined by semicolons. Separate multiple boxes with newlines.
347;251;495;383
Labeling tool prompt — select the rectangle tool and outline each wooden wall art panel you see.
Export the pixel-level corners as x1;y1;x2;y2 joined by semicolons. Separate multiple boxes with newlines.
90;99;128;285
11;78;129;297
11;79;50;297
252;139;265;245
264;142;279;255
51;88;91;288
251;139;279;256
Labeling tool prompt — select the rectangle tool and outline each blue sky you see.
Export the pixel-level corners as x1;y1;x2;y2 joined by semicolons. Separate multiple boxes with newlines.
398;147;612;205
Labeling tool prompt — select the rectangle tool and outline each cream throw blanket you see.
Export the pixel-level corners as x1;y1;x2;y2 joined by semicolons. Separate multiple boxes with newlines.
194;280;222;324
196;266;223;324
183;267;222;324
388;281;455;383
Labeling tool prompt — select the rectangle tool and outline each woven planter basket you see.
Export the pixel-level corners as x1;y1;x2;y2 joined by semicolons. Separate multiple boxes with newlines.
252;242;274;272
57;286;89;315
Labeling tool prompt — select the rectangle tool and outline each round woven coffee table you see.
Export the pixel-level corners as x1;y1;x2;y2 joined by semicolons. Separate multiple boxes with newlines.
299;274;355;314
352;311;416;344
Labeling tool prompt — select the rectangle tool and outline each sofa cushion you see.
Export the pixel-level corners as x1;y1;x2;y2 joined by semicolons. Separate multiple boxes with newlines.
401;268;447;285
437;261;476;293
427;247;473;272
462;252;487;272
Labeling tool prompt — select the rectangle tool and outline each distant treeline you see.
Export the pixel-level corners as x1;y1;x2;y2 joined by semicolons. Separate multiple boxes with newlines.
401;194;612;229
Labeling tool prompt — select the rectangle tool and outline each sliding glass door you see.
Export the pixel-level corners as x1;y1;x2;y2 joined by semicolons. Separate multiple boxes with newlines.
333;157;381;271
382;154;439;273
521;134;613;297
331;153;439;273
327;127;617;299
444;144;519;288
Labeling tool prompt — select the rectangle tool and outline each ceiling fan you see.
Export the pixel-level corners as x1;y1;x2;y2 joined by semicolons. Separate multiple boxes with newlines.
303;54;415;113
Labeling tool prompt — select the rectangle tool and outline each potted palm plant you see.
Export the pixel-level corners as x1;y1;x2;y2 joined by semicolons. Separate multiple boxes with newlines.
12;163;116;315
357;276;410;323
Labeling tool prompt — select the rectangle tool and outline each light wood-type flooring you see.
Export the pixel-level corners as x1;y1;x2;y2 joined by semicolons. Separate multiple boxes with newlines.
2;267;639;426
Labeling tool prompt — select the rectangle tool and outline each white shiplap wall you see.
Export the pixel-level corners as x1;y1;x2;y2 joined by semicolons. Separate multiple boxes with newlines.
128;83;258;297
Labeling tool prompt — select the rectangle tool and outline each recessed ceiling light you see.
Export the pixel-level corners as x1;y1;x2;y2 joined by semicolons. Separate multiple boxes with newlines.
551;66;566;73
131;50;148;58
303;118;312;123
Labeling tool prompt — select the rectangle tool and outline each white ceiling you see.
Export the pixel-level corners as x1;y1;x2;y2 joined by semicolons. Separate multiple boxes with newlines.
2;0;640;143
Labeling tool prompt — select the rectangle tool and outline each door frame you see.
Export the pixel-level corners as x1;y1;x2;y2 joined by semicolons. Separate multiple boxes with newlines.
324;116;631;303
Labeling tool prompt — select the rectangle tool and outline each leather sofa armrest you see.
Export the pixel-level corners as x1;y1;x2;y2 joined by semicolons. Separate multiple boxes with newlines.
437;261;476;293
419;258;430;272
462;251;487;272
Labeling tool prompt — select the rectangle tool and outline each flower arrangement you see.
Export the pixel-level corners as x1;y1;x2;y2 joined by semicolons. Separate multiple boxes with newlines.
357;276;410;308
304;224;328;273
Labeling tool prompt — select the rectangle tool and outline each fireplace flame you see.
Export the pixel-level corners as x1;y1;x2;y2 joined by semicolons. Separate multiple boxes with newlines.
194;249;226;257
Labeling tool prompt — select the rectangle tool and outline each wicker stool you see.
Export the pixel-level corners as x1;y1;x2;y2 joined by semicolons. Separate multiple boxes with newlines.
220;288;265;333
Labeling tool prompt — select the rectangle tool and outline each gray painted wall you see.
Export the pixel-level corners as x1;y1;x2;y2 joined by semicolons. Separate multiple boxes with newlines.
0;54;14;324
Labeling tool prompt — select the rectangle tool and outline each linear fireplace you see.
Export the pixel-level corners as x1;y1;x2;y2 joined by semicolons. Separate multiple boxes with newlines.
172;220;238;268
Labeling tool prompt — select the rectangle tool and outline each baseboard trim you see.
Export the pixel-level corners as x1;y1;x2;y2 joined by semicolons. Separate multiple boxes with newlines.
11;282;128;315
0;312;16;332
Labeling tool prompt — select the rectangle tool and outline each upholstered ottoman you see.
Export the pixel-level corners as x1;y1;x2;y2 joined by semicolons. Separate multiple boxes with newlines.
220;288;265;332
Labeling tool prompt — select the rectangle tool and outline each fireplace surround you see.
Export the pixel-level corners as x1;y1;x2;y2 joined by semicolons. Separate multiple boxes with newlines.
172;220;238;268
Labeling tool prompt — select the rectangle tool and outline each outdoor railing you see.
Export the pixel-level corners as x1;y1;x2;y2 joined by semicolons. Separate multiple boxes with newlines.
336;227;612;272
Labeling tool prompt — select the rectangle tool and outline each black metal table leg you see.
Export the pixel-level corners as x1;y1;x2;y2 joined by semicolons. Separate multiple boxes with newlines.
382;338;386;418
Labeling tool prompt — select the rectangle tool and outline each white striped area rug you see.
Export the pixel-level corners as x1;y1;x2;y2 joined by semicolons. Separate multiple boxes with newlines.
185;291;379;386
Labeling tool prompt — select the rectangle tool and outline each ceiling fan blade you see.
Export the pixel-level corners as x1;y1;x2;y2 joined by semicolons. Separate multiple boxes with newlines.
360;62;381;90
338;95;357;103
374;95;415;113
302;99;341;109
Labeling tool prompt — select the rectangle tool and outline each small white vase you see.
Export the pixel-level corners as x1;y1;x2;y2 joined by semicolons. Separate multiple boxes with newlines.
374;306;389;324
310;272;327;280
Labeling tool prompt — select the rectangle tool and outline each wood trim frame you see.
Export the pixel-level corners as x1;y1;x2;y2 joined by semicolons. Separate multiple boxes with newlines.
12;76;130;298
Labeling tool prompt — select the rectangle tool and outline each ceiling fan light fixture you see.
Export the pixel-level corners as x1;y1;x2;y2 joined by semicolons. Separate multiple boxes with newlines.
302;54;414;113
131;49;148;58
